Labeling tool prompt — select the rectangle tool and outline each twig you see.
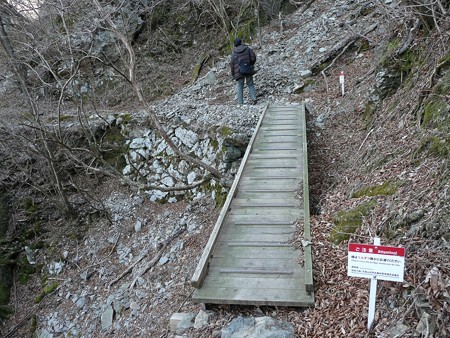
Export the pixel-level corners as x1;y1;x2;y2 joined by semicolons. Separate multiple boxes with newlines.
108;251;148;289
357;128;374;153
129;227;186;289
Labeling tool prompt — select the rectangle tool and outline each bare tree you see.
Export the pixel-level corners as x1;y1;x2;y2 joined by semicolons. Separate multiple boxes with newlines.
0;0;224;218
91;0;221;179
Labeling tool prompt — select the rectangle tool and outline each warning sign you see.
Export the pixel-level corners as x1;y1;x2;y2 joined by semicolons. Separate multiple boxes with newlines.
348;243;405;282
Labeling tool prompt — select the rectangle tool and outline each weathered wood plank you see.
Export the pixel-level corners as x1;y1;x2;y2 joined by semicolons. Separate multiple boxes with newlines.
232;198;301;207
213;242;302;259
207;265;304;277
234;193;296;200
300;103;314;293
192;287;314;307
247;159;299;171
217;232;294;243
212;245;296;259
229;207;300;215
225;213;303;224
200;277;306;290
237;182;301;191
209;257;300;269
220;225;295;235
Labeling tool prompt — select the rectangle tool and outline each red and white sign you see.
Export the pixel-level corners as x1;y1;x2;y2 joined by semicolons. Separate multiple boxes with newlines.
348;243;405;282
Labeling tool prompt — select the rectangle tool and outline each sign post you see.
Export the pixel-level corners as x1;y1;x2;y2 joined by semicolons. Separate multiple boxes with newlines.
339;71;345;96
348;238;405;331
367;237;380;330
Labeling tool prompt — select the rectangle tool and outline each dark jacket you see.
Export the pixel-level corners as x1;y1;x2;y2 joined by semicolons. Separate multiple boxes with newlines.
230;45;256;80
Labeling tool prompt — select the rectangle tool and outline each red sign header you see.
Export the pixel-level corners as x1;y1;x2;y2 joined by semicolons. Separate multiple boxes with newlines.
348;243;405;257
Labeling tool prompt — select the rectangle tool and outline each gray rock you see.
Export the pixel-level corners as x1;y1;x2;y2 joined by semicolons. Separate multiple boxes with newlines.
194;310;214;329
159;256;169;265
187;221;200;232
134;220;142;233
113;299;123;314
129;137;146;149
299;69;312;78
176;313;196;335
39;329;54;338
203;71;218;85
24;246;36;265
101;305;114;330
75;296;86;308
178;160;190;175
221;316;295;338
385;322;409;337
175;127;199;148
315;114;325;129
48;261;64;275
223;146;242;162
187;172;197;185
416;311;436;337
161;175;175;187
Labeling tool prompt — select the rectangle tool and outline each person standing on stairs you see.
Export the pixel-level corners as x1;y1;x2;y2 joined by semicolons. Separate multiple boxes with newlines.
230;38;257;105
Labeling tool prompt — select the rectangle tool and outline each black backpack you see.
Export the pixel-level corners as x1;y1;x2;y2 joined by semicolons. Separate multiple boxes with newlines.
238;48;253;75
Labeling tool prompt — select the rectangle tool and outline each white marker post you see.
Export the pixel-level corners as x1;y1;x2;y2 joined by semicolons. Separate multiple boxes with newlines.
367;237;380;330
339;71;345;96
348;239;405;332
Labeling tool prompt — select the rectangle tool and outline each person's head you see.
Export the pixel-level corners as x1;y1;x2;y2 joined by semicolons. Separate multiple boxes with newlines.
234;38;242;47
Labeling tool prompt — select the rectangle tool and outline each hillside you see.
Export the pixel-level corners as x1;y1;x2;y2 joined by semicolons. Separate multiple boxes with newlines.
0;0;449;337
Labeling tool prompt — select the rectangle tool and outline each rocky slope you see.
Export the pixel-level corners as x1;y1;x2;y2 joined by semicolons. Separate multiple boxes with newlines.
0;0;449;337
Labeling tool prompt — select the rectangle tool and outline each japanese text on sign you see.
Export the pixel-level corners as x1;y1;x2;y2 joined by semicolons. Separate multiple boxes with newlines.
348;243;405;282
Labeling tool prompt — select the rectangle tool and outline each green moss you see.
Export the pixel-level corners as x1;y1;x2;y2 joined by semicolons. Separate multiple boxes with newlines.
104;127;125;143
380;38;401;66
21;198;38;216
211;139;219;150
422;98;447;128
214;185;227;207
293;79;317;94
43;282;58;294
0;305;13;319
415;61;450;159
34;294;43;304
34;282;59;304
358;39;371;52
396;49;417;74
192;52;207;82
30;314;37;334
364;101;377;128
330;200;377;244
117;113;132;124
352;181;398;198
230;20;257;51
203;181;227;207
58;115;73;122
17;256;36;284
438;53;450;66
419;135;450;158
102;127;127;170
312;61;331;76
219;126;233;137
0;282;11;304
